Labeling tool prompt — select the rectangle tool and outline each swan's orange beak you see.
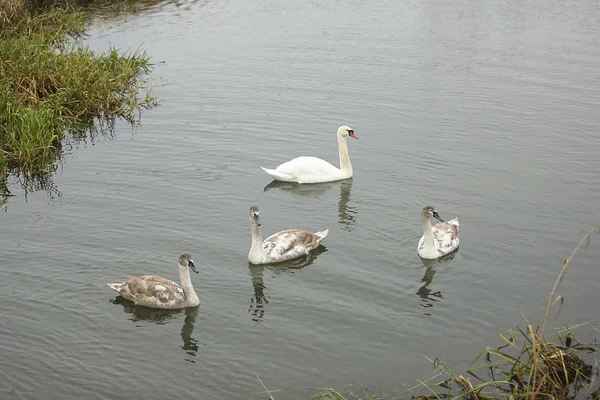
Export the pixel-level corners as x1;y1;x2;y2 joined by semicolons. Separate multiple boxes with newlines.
348;130;359;139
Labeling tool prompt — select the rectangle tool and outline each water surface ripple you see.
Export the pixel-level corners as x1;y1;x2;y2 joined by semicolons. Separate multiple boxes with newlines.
2;0;600;398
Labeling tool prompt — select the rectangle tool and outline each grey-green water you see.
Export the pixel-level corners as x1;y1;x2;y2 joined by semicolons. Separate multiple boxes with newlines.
2;0;600;398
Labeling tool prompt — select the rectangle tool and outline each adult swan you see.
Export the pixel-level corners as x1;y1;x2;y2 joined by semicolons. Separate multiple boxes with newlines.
261;125;359;184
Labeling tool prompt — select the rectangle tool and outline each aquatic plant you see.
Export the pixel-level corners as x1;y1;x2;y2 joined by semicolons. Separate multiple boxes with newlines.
0;1;157;189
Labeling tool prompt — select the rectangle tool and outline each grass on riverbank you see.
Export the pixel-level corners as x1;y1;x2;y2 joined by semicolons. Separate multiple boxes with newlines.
0;0;157;186
278;223;600;400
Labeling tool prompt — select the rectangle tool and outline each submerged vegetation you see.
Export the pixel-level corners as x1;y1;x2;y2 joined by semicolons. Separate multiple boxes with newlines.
258;223;600;400
0;0;158;191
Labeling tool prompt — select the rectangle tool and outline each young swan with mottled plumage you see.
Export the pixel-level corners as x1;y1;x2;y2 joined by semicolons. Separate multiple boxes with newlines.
248;206;329;265
107;253;200;309
417;206;460;260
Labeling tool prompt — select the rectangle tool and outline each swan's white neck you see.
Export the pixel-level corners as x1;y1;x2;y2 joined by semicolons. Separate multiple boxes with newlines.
421;217;437;257
249;223;264;262
179;264;199;306
337;134;352;174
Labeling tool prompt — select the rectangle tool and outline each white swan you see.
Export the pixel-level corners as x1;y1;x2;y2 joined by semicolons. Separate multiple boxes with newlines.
248;206;329;264
107;253;200;309
261;125;359;184
417;206;460;259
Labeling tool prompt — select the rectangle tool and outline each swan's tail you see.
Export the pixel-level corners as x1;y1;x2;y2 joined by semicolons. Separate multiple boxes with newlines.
447;217;459;231
107;283;123;292
261;167;295;182
314;229;329;243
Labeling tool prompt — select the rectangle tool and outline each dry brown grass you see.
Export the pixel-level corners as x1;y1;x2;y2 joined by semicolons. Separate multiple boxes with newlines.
0;0;28;29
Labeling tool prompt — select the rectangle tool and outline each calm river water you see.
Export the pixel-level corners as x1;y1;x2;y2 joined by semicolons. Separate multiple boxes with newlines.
2;0;600;398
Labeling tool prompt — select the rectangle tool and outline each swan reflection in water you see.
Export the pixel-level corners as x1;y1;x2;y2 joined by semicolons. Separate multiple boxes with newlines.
110;297;200;363
336;179;356;231
263;178;357;231
416;252;457;315
247;245;327;323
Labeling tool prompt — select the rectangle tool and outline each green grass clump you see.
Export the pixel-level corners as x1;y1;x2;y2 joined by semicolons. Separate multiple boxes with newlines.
1;1;85;38
0;1;157;186
413;321;597;400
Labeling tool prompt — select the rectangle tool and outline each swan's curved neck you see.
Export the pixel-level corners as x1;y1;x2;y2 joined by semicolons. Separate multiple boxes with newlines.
250;223;264;253
337;135;352;173
179;265;199;305
421;218;435;250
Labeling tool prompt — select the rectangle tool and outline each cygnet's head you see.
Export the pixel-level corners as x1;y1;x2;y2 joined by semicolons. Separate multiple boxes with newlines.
337;125;359;140
421;206;444;222
249;205;261;226
179;253;199;274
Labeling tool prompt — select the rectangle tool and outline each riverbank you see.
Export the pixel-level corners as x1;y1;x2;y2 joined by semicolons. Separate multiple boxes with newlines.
0;0;157;188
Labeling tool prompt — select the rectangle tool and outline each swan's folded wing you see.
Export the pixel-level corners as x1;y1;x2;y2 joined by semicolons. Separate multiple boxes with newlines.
124;275;185;306
263;229;320;260
433;223;458;249
276;156;340;176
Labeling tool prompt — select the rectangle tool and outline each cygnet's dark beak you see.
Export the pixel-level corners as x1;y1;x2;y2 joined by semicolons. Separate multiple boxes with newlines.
188;260;199;274
432;211;444;222
254;213;261;226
